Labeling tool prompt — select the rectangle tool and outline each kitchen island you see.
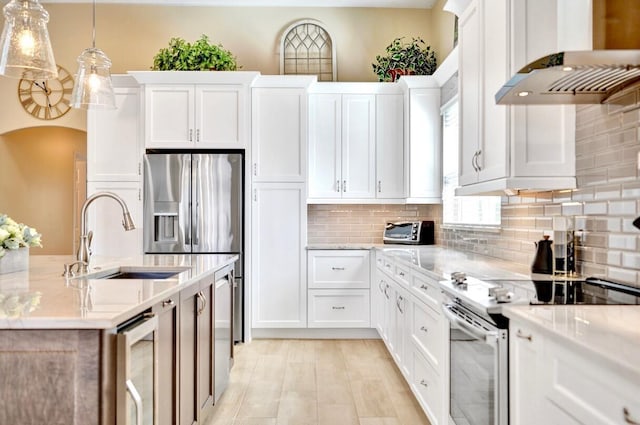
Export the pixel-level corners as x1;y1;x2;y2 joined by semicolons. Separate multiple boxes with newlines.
0;253;237;425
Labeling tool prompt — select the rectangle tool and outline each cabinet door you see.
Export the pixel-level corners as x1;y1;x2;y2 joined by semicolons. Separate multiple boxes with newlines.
407;88;442;201
372;271;387;339
308;94;341;198
392;284;410;378
252;87;306;182
153;296;180;425
251;183;307;328
509;322;543;425
196;85;246;148
87;87;141;181
341;94;376;198
198;280;215;421
458;0;481;186
478;0;508;183
86;181;143;257
376;94;405;199
145;85;195;148
179;285;199;425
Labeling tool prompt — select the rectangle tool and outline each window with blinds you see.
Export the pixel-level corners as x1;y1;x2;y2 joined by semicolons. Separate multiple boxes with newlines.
442;99;501;226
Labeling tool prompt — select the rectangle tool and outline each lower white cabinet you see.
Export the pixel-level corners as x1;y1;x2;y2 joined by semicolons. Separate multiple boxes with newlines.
410;298;444;371
251;183;307;328
86;181;143;258
510;319;640;425
410;346;443;425
307;249;371;328
308;289;370;328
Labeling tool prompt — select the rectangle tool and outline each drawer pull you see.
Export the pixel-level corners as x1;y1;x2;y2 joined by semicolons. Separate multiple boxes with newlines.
385;264;391;269
419;379;428;388
420;326;428;333
332;267;345;271
162;299;175;308
420;284;429;291
516;329;532;341
332;306;345;310
396;296;404;314
624;408;640;424
398;271;405;277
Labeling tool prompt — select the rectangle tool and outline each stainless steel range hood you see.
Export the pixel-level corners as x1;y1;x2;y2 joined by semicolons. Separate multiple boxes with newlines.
495;50;640;105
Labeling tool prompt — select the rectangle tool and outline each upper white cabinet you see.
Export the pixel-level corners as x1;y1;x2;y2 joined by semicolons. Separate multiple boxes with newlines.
398;77;442;203
376;94;405;199
456;0;591;195
308;90;376;200
87;80;142;182
129;71;259;149
251;76;315;182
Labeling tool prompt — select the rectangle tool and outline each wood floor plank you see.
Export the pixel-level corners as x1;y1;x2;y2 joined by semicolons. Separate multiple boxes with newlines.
276;390;318;424
318;403;359;425
282;362;316;392
350;378;397;417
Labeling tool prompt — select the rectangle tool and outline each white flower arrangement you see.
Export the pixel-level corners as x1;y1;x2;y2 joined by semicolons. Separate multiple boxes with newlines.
0;214;42;258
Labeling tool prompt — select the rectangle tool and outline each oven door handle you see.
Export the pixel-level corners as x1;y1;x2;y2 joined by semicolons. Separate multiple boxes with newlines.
441;303;498;342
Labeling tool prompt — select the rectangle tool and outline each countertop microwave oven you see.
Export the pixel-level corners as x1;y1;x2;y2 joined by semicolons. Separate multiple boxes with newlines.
383;221;434;245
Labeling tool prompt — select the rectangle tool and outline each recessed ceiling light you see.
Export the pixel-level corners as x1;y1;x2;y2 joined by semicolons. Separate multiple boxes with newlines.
517;91;531;97
562;66;573;71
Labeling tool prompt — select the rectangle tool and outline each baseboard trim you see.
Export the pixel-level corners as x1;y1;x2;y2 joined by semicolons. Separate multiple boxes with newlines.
251;328;381;339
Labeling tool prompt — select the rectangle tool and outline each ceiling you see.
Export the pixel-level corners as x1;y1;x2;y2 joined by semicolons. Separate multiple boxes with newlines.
41;0;438;8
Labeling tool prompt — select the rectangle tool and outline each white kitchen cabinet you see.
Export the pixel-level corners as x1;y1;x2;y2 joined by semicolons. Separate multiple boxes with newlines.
251;76;316;182
129;71;258;149
308;92;375;200
376;93;405;199
410;345;444;425
86;181;143;257
398;77;442;203
390;280;411;378
87;78;142;182
456;0;590;195
307;249;371;328
251;183;306;328
373;265;392;342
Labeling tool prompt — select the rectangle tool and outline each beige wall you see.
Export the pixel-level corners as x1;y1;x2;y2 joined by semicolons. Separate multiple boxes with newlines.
0;127;86;255
429;0;457;66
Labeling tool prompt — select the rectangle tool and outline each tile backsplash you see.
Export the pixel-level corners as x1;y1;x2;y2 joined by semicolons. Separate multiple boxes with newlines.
308;103;640;288
307;204;442;245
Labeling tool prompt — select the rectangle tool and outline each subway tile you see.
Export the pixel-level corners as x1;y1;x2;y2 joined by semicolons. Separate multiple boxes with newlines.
584;232;608;248
595;150;623;167
577;172;608;187
608;128;636;146
609;200;636;216
607;251;622;266
609;234;637;250
576;155;595;171
622;218;639;233
606;218;622;232
607;267;637;284
622;252;640;269
608;164;638;183
594;184;621;200
621;182;640;198
562;203;584;216
583;202;607;215
544;204;562;216
571;188;594;202
553;191;573;203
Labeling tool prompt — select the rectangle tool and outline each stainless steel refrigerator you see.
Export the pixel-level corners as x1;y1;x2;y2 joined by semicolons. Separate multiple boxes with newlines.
143;151;244;343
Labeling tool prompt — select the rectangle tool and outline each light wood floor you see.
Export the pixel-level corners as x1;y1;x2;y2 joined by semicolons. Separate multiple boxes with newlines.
207;339;431;425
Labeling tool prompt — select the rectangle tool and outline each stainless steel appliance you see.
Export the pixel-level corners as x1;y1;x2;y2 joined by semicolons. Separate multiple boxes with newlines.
383;221;434;245
440;274;640;425
214;263;233;402
143;151;244;344
117;313;159;425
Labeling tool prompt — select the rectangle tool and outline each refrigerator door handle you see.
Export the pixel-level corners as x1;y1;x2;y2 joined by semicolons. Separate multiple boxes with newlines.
183;156;192;246
193;156;200;247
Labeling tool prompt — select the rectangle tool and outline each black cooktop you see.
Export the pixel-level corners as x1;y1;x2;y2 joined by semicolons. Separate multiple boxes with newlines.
528;277;640;305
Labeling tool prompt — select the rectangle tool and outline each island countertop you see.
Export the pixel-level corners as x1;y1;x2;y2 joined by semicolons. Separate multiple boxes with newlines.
0;253;237;330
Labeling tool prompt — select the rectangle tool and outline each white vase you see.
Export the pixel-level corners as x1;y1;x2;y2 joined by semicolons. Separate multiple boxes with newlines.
0;247;29;275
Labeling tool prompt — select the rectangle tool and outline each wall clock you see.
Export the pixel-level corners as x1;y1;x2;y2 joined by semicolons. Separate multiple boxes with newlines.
18;65;74;120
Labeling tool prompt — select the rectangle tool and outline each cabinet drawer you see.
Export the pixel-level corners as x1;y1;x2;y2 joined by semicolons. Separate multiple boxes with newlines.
394;263;411;287
308;250;370;289
544;339;640;425
410;347;442;425
411;273;441;312
308;289;370;328
410;300;443;371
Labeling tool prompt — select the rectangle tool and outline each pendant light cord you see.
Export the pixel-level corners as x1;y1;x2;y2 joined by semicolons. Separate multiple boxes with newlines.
92;0;96;48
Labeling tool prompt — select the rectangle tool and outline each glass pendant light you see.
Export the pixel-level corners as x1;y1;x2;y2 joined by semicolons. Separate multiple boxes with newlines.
0;0;57;80
70;0;115;109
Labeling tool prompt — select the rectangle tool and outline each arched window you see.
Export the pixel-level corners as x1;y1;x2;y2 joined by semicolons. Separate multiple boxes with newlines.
280;20;336;82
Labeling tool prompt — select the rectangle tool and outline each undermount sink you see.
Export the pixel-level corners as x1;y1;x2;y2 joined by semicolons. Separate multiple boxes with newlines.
78;266;191;280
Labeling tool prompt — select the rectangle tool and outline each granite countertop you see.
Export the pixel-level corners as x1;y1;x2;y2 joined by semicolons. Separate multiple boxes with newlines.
503;305;640;382
0;254;237;330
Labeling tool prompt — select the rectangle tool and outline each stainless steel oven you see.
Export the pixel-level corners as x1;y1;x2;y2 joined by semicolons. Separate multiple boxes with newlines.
442;298;508;425
117;313;159;425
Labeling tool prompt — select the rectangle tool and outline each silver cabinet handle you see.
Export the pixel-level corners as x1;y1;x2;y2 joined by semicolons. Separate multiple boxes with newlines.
126;379;143;425
253;163;257;176
420;326;428;333
476;149;482;171
471;152;478;172
332;267;345;271
189;129;193;142
624;408;640;424
253;189;257;202
332;306;345;310
343;180;347;192
396;296;404;314
419;379;428;388
138;162;141;176
398;271;405;277
197;291;206;315
162;299;175;308
336;180;340;192
378;180;382;193
384;284;390;299
196;128;200;142
516;329;532;341
420;284;429;291
378;279;384;292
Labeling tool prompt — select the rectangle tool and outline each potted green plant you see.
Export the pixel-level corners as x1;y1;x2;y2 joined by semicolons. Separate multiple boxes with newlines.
372;37;437;82
152;34;240;71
